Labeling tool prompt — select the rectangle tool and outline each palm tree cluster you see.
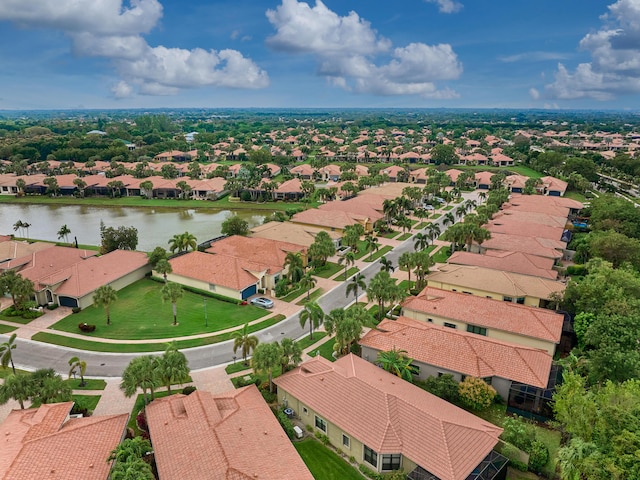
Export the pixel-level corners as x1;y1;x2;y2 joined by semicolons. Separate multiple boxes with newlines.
12;219;31;238
324;304;372;357
377;347;417;382
0;270;35;313
108;437;155;480
398;249;434;291
120;342;190;404
168;231;198;253
252;338;303;393
366;270;406;322
0;367;73;410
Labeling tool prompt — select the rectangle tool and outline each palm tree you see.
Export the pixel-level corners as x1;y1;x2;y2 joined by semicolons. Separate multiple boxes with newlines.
379;256;395;273
365;234;380;261
13;220;25;237
0;333;18;374
155;342;190;394
0;373;31;409
68;356;87;387
442;212;455;227
252;342;283;393
57;224;71;243
73;177;87;197
120;355;158;404
161;282;184;326
299;271;317;302
232;323;259;365
154;258;172;283
284;251;305;284
426;223;441;246
376;347;415;381
15;178;26;196
345;273;366;301
299;301;324;340
413;232;429;251
398;251;417;289
455;204;467;218
93;285;117;325
280;338;303;373
367;270;405;323
338;251;356;280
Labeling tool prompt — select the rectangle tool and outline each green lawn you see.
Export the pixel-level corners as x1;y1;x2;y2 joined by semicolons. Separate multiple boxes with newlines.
397;233;412;241
352;240;369;260
431;213;442;219
0;308;43;325
563;191;587;202
381;230;399;239
431;247;452;264
414;222;428;230
280;286;305;302
362;245;393;262
333;266;359;281
314;337;337;362
32;315;285;352
398;280;415;292
296;288;324;305
442;205;453;211
72;394;101;413
312;262;342;279
508;165;543;178
294;439;363;480
50;279;267;340
0;324;17;334
67;378;107;390
0;367;30;379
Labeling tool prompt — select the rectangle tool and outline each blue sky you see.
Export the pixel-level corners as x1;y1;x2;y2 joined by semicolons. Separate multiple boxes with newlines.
0;0;636;110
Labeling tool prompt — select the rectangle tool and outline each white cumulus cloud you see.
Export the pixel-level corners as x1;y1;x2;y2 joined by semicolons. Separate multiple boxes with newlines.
544;0;640;101
0;0;269;97
266;0;462;98
424;0;463;14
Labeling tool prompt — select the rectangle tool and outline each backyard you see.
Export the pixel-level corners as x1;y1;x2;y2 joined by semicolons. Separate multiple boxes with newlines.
294;439;363;480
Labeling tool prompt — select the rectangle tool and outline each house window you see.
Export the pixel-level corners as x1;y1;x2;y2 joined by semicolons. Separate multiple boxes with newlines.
342;434;350;449
382;454;402;471
363;445;378;468
209;284;216;292
482;377;493;385
516;297;525;304
315;416;327;433
503;296;513;302
467;325;487;336
427;318;433;323
462;291;472;295
410;364;420;376
443;322;457;329
302;407;308;415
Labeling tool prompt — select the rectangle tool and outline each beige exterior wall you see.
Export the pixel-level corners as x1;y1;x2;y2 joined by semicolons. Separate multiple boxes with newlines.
164;272;244;300
402;308;556;355
291;220;346;235
426;280;542;308
278;388;413;474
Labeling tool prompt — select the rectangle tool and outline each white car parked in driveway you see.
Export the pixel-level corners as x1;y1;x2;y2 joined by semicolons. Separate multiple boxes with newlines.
250;297;274;309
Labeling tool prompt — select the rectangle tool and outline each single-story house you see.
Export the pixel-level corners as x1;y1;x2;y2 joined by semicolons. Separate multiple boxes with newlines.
250;221;341;248
474;171;495;190
275;354;507;480
146;385;313;480
447;250;558;280
538;176;568;196
273;178;304;201
0;402;128;480
289;164;316;180
360;316;554;400
403;286;564;353
290;208;373;234
475;233;564;261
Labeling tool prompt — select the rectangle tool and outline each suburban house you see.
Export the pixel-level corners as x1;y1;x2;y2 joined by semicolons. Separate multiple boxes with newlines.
290;208;373;234
474;171;495;189
317;197;384;224
538;176;568;196
485;220;567;243
447;251;558;280
401;287;564;354
273;178;304;201
380;165;407;182
359;316;554;401
474;234;565;261
165;236;307;299
250;221;342;248
274;354;507;480
426;264;566;308
0;239;57;264
319;164;342;182
0;402;128;480
146;386;313;480
289;164;316;180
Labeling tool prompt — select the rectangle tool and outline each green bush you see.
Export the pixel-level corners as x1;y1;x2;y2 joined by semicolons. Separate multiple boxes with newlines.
566;264;587;276
71;307;81;314
182;385;197;395
501;416;534;452
261;389;277;404
46;304;59;310
273;408;295;440
500;443;528;472
21;310;43;319
359;464;382;480
416;374;461;405
458;377;496;411
527;440;549;472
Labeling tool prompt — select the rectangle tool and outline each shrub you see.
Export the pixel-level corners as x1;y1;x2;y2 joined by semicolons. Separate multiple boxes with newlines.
458;377;496;411
72;307;81;314
500;443;528;472
261;389;277;404
275;279;290;297
136;410;148;432
1;306;21;317
21;310;43;319
182;385;197;395
566;264;587;276
349;455;356;464
306;424;313;432
528;440;549;472
359;464;382;480
46;303;59;310
273;408;295;440
314;431;330;445
417;374;461;405
70;398;89;416
501;416;534;452
78;323;96;332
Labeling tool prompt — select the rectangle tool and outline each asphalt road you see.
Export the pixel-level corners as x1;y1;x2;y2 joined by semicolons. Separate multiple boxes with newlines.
3;192;479;377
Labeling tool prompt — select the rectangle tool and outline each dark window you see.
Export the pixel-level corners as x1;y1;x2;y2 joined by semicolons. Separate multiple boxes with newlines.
364;445;378;467
302;407;308;415
382;454;401;471
444;322;457;329
516;297;525;304
315;416;327;432
467;325;487;336
503;296;513;302
342;434;350;448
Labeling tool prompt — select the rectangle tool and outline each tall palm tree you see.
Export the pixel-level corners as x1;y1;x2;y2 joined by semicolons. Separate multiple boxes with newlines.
455;204;467;219
426;223;442;246
442;212;455;227
284;251;304;284
367;270;404;323
379;256;395;273
252;342;283;393
155;342;190;394
0;373;31;409
365;234;380;261
0;333;18;374
68;355;87;387
154;258;172;283
345;273;366;301
93;285;117;325
57;224;71;243
280;338;303;373
120;355;158;404
413;232;429;251
232;323;259;366
161;282;184;326
398;251;417;289
338;251;356;280
376;347;416;381
299;301;324;340
299;271;317;301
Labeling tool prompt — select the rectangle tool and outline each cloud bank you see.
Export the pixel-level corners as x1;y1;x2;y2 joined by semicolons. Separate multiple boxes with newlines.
266;0;462;98
0;0;269;97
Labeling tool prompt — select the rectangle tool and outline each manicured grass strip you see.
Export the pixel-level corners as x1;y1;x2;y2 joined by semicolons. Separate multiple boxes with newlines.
381;230;399;239
431;213;442;219
312;262;342;279
294;439;363;480
280;287;304;303
32;315;286;353
224;331;328;374
362;245;393;262
333;266;359;281
415;222;428;230
313;337;337;362
397;233;412;241
0;367;30;379
442;205;453;211
431;247;452;264
564;191;587;202
50;278;267;340
296;288;324;305
67;378;107;390
72;394;101;413
352;240;369;260
0;324;17;334
508;165;543;178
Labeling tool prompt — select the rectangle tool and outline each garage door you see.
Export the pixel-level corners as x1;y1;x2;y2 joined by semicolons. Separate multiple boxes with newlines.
241;284;257;300
58;296;78;307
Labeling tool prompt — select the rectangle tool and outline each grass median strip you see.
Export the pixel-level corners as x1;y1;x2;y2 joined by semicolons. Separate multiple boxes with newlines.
0;324;17;334
67;378;107;390
33;314;286;352
362;245;393;262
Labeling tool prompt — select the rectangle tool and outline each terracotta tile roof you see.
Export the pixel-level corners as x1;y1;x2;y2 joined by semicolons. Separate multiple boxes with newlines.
275;354;502;480
541;176;568;194
480;233;564;259
0;402;128;480
360;317;553;388
404;287;563;343
275;178;303;193
428;264;565;303
291;208;369;231
0;241;54;266
318;198;384;222
146;386;313;480
486;219;566;242
250;221;340;248
44;250;149;298
448;250;558;280
502;202;571;218
507;193;583;210
491;210;568;228
168;251;260;291
205;236;306;273
474;171;495;185
290;164;316;176
445;169;463;182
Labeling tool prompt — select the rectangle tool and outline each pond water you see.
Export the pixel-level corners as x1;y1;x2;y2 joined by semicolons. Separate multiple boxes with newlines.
0;204;269;252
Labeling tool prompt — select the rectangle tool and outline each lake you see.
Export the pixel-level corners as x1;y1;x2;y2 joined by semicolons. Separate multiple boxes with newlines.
0;204;269;252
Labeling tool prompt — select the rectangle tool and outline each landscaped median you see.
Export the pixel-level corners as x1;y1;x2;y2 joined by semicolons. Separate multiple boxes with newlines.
32;315;286;353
